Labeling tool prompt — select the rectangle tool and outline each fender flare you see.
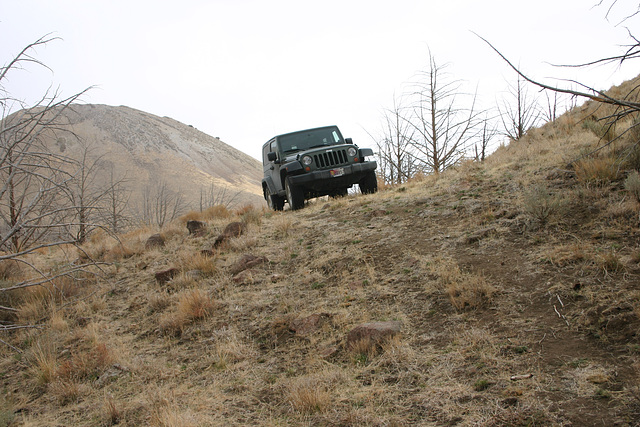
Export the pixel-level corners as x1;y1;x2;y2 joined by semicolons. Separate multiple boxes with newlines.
262;177;278;196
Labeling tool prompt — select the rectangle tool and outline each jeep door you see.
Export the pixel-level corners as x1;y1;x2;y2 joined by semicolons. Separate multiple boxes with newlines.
263;138;284;194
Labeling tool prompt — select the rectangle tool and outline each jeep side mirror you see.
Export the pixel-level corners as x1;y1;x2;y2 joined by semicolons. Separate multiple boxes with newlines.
267;152;277;162
345;138;353;144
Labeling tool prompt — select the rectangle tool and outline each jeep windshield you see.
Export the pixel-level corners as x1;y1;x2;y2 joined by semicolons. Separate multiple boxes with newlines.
279;127;344;153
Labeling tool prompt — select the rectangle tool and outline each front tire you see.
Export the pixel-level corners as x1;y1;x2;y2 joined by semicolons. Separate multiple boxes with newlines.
285;176;305;210
359;171;378;194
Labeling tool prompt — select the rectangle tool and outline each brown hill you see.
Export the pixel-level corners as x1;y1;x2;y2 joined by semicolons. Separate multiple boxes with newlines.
52;104;264;209
2;78;640;425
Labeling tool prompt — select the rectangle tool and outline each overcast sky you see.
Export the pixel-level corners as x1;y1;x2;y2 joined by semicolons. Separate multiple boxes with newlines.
1;0;638;161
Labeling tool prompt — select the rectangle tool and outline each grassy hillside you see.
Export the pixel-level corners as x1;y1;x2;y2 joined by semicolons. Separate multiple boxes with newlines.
2;79;640;426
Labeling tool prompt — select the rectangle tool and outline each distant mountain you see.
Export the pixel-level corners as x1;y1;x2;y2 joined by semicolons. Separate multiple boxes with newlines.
51;104;264;210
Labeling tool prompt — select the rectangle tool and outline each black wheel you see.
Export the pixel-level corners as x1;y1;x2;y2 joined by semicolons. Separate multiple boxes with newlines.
265;187;285;211
329;188;348;199
285;176;305;210
359;171;378;194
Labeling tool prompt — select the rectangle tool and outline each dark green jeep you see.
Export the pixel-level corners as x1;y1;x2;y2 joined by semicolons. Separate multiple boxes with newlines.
261;125;377;210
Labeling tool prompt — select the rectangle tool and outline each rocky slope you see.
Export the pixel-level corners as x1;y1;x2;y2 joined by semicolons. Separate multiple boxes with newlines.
52;104;264;208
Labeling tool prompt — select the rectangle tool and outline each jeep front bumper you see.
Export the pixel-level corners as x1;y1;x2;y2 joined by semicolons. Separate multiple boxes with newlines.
288;161;377;190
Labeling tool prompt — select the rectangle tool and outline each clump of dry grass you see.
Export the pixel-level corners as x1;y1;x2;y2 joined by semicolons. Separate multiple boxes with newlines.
30;339;57;386
273;214;294;237
598;250;625;276
625;170;640;204
574;155;620;186
179;251;217;275
425;256;496;311
177;288;214;320
160;288;214;335
236;204;263;226
348;337;379;365
102;393;122;426
211;332;256;369
57;342;114;382
286;376;332;415
0;259;22;281
49;379;84;405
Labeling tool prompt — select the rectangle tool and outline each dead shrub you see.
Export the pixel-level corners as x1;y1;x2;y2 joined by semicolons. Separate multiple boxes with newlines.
574;156;620;186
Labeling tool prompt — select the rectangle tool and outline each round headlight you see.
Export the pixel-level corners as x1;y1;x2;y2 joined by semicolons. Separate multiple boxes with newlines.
301;155;313;166
347;147;357;157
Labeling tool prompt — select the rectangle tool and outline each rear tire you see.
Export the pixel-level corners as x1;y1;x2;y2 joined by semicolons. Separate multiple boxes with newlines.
266;187;285;211
329;187;348;199
359;171;378;194
285;176;305;210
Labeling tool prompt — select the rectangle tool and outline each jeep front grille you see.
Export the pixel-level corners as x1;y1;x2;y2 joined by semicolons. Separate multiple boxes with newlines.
314;150;348;168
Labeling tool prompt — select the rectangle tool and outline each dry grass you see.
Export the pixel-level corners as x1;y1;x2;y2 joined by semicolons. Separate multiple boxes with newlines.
6;77;640;426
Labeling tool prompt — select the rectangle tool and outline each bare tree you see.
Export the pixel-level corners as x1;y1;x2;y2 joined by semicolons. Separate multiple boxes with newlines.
64;140;110;243
0;36;102;345
141;181;186;228
475;113;499;162
199;182;241;211
372;95;418;184
406;51;481;173
100;165;131;234
497;74;541;141
477;21;640;146
0;86;88;251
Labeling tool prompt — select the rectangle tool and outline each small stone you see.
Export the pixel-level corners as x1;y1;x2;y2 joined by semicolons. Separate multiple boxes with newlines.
346;321;401;348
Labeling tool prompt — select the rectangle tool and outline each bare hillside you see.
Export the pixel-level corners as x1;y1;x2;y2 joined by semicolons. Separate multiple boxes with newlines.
2;79;640;426
51;104;264;207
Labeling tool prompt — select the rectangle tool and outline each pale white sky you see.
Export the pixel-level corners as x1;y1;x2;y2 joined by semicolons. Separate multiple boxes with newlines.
1;0;638;160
